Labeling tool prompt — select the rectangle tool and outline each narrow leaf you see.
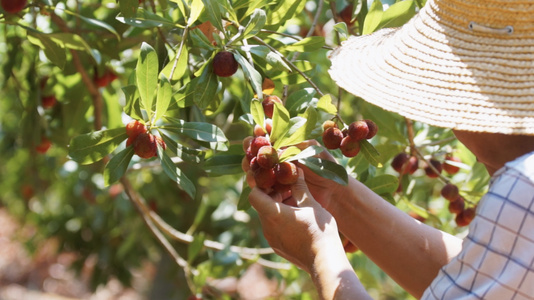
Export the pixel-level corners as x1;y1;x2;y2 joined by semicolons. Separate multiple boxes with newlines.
136;42;159;118
238;184;252;211
360;139;382;167
243;9;266;38
275;107;317;148
317;94;338;115
284;36;325;52
188;233;206;264
163;118;228;143
68;128;128;164
281;145;324;162
103;146;135;185
377;0;416;30
250;99;265;129
362;0;384;35
158;147;196;199
155;74;172;122
234;52;263;98
119;0;138;19
298;157;348;186
204;155;244;176
188;0;204;26
27;32;66;69
200;0;224;32
364;174;398;194
193;62;219;109
270;102;290;146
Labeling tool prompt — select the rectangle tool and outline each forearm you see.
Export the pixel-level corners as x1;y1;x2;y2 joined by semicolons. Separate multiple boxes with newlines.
310;236;373;300
328;177;463;298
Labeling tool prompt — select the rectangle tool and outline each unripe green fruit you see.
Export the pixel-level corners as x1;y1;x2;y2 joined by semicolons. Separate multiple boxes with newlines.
348;120;369;141
322;127;343;149
257;146;279;169
262;95;282;119
134;133;158;158
441;183;459;201
274;161;298;185
339;136;360;157
213;51;238;77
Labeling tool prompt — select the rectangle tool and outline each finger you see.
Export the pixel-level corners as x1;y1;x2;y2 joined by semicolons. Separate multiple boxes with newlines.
249;187;284;215
291;168;321;209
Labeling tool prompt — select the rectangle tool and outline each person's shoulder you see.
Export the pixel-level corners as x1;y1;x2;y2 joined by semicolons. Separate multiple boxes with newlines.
502;151;534;182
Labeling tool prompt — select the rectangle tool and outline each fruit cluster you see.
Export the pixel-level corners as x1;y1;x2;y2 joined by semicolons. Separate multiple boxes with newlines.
125;120;166;159
391;153;461;178
441;183;476;227
321;119;378;157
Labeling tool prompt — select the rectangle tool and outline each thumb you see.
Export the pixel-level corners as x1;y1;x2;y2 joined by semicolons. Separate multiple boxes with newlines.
291;168;321;209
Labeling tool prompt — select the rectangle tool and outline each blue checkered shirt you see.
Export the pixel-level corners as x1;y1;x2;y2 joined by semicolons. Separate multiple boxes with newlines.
422;151;534;299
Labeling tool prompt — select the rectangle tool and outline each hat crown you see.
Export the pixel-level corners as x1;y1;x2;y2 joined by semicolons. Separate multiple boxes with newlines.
434;0;534;36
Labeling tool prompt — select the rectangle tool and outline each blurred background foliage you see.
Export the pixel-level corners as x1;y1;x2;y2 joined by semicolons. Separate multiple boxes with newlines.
0;0;489;299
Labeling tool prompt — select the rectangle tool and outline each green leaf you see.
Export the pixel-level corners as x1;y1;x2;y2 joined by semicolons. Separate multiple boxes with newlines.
189;28;215;50
234;51;263;98
116;8;179;28
68;128;128;165
158;147;196;199
200;0;224;32
27;32;66;69
193;61;219;109
204;155;243;176
103;146;135;185
162;117;228;143
285;88;316;114
333;22;349;41
360;139;382;167
377;0;416;30
48;33;98;63
122;85;143;120
188;0;204;26
401;197;429;219
136;42;159;118
283;36;325;52
267;0;305;29
275;107;317;148
154;74;172;122
243;9;266;38
270;102;291;146
119;0;138;19
364;174;398;195
188;233;206;264
280;145;324;162
317;94;338;115
298;157;348;186
250;99;265;128
362;0;384;35
237;184;252;211
58;7;121;40
162;45;189;81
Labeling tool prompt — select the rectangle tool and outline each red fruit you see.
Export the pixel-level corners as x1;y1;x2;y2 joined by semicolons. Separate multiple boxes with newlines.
322;120;337;131
156;136;166;151
94;69;118;87
126;120;146;138
265;119;273;135
249;157;261;173
272;182;291;195
322;127;343;149
41;95;57;109
134;133;158;158
364;119;378;139
242;136;254;151
262;95;282;119
253;167;277;190
126;135;136;147
36;137;52;153
274;161;298;185
242;156;251;172
444;155;461;175
448;197;465;214
250;136;271;157
213;51;238;77
347;121;369;141
257;146;279;169
1;0;26;14
339;136;360;157
455;207;475;227
425;159;443;178
441;183;459;201
253;124;266;137
339;4;355;25
392;153;418;175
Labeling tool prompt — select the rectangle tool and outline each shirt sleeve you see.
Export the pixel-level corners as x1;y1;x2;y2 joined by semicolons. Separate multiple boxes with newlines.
422;167;534;300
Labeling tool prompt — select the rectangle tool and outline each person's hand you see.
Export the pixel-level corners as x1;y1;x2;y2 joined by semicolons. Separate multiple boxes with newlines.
248;169;343;273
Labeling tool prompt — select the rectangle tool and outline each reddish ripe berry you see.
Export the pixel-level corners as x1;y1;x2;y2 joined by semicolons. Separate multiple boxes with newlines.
348;121;369;141
156;136;166;151
265;119;273;135
126;135;136;147
322;127;343;149
94;69;118;87
274;161;299;185
253;167;277;190
257;146;279;169
339;4;355;26
392;153;418;174
444;155;461;175
441;183;460;201
272;182;291;195
253;124;266;137
448;197;465;214
213;51;238;77
134;133;158;158
36;137;52;154
250;136;271;157
364;119;378;139
41;95;57;109
126;120;146;138
1;0;27;14
424;159;443;178
339;136;360;157
262;95;282;119
322;120;337;131
459;207;476;225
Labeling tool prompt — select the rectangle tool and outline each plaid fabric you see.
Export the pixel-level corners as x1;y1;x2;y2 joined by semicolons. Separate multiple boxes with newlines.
422;151;534;299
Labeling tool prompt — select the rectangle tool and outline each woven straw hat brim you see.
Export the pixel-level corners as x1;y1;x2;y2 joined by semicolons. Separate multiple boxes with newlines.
329;0;534;135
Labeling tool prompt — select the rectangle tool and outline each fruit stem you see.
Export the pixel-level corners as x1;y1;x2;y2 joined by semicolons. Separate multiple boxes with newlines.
251;36;325;97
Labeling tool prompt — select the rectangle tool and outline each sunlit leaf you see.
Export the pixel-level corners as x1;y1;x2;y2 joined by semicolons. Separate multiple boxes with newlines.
158;147;196;199
284;36;325;52
103;146;135;185
298;156;348;185
243;9;266;38
136;42;158;117
317;94;338;115
69;128;128;165
162;117;228;143
360;139;382;167
362;0;383;35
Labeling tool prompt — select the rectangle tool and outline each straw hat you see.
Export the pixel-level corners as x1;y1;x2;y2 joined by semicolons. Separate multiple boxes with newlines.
328;0;534;135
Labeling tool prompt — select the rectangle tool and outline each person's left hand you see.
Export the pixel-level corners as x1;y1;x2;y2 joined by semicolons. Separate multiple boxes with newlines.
248;168;342;273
